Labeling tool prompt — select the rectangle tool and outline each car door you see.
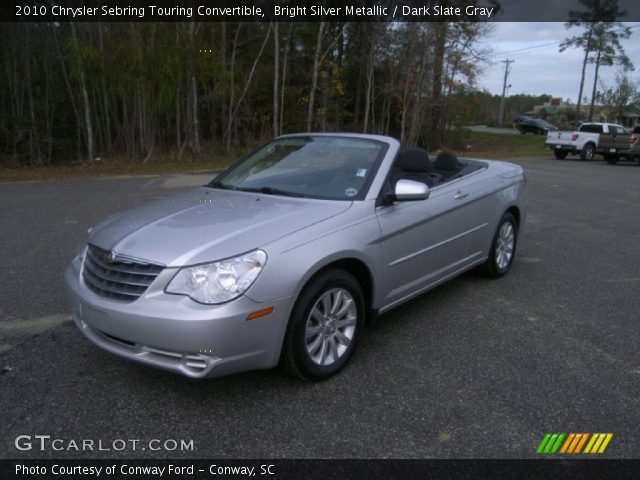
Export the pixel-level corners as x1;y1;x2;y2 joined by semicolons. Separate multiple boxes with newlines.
611;125;631;151
375;178;481;310
598;125;628;154
597;125;615;152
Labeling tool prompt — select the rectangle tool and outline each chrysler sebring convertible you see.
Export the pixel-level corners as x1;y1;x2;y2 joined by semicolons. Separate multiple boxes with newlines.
65;133;527;380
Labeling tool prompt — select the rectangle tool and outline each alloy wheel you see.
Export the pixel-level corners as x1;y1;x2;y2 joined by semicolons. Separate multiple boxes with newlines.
304;288;357;367
495;221;515;270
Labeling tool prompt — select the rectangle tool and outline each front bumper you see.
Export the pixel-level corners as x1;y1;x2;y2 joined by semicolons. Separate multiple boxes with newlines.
65;254;295;378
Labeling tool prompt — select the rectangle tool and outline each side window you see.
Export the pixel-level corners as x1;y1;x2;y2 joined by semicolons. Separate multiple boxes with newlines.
615;126;629;135
579;124;599;133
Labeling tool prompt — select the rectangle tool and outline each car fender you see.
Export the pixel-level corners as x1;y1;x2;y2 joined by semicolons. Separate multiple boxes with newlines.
246;203;382;307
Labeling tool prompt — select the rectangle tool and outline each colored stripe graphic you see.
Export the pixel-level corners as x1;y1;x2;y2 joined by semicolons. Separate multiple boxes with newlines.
573;433;589;453
584;433;613;454
537;433;565;454
559;433;575;453
538;433;613;454
536;434;552;454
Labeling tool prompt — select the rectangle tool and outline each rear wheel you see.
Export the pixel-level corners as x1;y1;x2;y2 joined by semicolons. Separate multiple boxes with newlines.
482;212;518;278
604;154;618;164
554;151;568;160
283;269;364;381
580;143;595;161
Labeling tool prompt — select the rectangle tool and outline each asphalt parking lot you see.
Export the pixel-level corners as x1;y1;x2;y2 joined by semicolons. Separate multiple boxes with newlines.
1;155;639;459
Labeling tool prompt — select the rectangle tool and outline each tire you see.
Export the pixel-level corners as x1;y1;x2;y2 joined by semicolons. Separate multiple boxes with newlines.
482;212;518;278
554;151;568;160
282;269;365;381
604;154;618;164
580;143;595;161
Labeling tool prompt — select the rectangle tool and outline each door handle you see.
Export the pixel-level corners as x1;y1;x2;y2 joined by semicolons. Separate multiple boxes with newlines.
454;191;468;200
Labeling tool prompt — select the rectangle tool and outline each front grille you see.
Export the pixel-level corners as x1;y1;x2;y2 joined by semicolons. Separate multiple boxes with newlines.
82;245;164;302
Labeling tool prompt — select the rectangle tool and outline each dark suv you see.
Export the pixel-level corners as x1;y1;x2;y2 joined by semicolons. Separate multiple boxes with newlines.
519;119;558;135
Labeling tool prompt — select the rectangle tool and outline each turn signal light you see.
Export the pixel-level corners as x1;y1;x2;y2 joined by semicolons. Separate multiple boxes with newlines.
246;307;274;321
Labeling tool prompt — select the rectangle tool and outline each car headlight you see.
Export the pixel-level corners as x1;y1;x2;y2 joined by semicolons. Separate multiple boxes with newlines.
166;249;267;304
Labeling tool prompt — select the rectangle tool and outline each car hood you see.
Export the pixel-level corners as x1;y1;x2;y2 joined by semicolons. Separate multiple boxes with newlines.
89;187;351;267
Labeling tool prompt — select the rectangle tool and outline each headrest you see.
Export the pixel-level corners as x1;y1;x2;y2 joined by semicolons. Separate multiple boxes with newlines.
395;148;430;173
434;151;458;171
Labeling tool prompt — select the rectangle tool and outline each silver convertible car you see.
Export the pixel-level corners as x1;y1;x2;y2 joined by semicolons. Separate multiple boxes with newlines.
65;134;527;380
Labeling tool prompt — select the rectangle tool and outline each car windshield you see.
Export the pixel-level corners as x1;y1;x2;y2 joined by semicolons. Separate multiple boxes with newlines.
209;136;387;200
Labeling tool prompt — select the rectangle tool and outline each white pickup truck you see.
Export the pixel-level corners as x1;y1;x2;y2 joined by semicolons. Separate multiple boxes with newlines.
546;122;631;162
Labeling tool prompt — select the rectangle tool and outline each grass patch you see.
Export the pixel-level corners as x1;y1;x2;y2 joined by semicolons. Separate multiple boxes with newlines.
1;131;550;182
444;130;550;159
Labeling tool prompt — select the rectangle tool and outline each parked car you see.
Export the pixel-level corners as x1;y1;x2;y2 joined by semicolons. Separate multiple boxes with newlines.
519;118;558;135
65;134;527;380
512;115;530;129
624;125;640;164
546;122;631;162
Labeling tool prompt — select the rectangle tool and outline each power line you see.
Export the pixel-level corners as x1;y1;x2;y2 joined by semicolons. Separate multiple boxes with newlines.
491;24;640;59
493;42;559;58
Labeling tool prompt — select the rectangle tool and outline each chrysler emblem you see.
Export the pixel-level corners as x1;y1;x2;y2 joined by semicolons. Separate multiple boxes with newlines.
104;251;115;263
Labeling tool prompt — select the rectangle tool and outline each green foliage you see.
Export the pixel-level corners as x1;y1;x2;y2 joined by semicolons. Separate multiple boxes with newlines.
597;70;640;120
1;21;492;166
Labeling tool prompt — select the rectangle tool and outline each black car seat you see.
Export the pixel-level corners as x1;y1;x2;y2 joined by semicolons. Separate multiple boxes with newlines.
433;151;460;179
392;148;432;184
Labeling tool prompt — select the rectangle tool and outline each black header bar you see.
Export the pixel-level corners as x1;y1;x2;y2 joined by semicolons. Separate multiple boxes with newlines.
3;0;640;22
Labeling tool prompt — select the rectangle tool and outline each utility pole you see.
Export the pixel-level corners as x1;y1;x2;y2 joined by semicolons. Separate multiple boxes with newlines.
498;59;514;128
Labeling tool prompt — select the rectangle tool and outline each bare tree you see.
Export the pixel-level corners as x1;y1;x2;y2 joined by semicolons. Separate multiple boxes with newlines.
597;70;639;122
560;0;630;121
587;22;633;120
306;22;326;132
225;24;272;151
272;22;280;137
70;23;94;163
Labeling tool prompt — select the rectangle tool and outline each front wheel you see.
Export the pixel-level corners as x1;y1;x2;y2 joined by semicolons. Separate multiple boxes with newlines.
482;212;518;278
282;269;364;381
554;150;568;160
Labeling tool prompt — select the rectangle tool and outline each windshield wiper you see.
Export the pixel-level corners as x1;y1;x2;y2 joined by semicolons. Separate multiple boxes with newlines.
206;180;233;190
235;186;304;197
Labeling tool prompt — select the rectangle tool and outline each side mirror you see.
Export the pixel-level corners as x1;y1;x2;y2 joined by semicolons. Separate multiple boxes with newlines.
393;179;430;202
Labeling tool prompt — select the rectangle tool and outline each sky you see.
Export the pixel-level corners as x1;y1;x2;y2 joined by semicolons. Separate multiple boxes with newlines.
475;22;640;102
